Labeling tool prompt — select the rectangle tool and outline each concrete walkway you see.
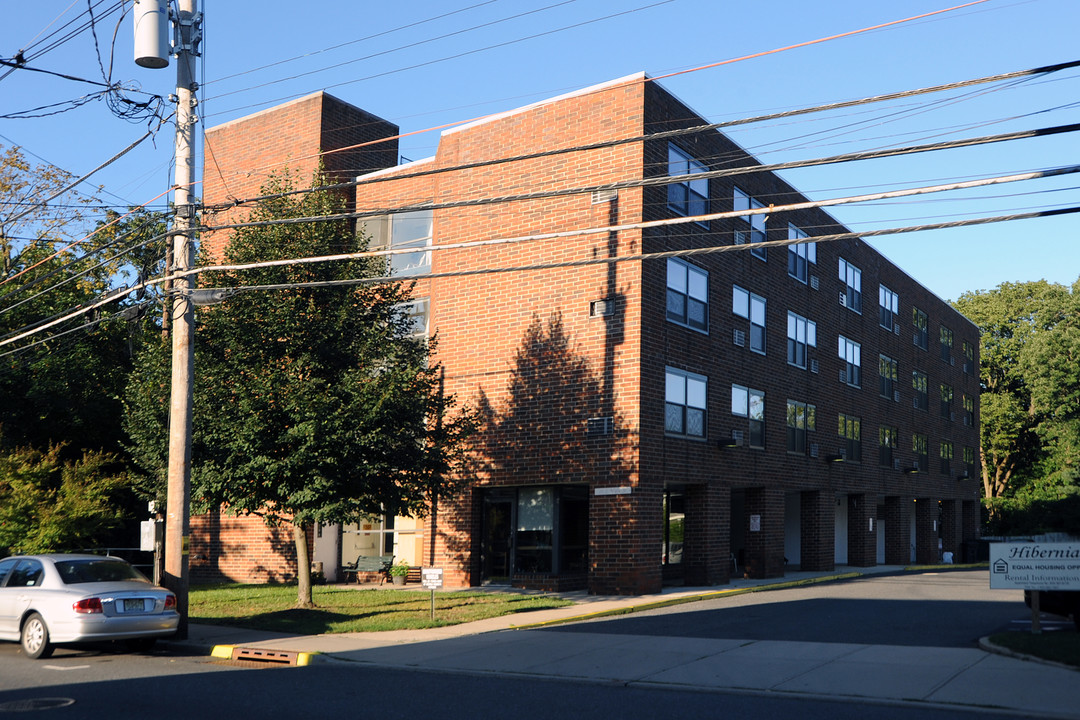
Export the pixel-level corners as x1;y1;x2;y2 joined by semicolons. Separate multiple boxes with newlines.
167;566;1080;719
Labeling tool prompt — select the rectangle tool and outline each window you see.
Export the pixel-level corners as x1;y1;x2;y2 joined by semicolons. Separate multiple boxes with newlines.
786;399;816;454
940;325;954;363
913;433;928;472
940;441;953;475
666;368;707;438
940;383;953;420
734;187;767;260
359;209;433;276
839;257;862;312
964;446;977;478
838;335;861;387
786;311;816;368
838;413;862;462
963;394;975;427
666;258;708;332
913;307;928;350
879;425;898;467
667;144;709;220
733;286;766;354
787;224;815;282
913;371;928;411
397;299;429;342
732;384;765;448
963;341;976;375
879;285;899;331
879;355;898;399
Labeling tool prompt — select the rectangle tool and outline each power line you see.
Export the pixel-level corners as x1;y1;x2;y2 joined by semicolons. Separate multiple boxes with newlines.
187;207;1080;297
203;59;1080;214
202;122;1080;235
5;174;1076;351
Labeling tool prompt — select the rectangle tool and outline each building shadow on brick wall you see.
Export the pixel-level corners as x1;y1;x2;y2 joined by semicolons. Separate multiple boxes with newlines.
189;511;298;584
445;311;635;586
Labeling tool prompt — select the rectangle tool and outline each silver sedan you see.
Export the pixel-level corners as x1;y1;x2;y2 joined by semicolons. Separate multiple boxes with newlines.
0;554;179;659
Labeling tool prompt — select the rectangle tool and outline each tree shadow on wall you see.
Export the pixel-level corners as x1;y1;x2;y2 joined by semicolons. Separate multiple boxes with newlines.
471;312;634;486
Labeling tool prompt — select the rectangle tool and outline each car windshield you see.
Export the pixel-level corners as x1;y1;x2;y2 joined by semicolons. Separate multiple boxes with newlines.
55;560;148;584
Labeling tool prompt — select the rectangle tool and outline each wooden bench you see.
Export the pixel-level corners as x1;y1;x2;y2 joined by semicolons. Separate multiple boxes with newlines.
341;554;392;584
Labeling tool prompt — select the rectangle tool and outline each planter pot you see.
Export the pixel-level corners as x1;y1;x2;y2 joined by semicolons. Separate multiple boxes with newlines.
392;575;405;586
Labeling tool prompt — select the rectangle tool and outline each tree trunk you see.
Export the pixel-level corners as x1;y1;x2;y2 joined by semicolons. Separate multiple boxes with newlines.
293;521;314;609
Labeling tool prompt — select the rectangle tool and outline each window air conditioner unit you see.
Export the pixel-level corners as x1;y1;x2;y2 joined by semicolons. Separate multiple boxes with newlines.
839;291;847;307
950;356;955;366
840;369;848;384
913;397;919;409
894;390;901;403
810;276;820;291
809;443;819;458
733;329;746;347
894;324;901;336
810;358;819;374
587;417;614;436
893;458;901;471
731;430;744;446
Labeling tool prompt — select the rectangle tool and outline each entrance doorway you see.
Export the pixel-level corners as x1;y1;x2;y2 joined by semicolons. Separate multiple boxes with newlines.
481;492;513;584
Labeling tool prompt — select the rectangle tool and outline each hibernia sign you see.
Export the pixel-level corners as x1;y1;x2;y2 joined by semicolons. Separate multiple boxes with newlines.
990;543;1080;590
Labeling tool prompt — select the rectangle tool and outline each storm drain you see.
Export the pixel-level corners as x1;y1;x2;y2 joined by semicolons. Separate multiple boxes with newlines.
211;645;316;666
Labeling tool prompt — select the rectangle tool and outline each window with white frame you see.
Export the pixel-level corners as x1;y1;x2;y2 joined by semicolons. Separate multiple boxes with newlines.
734;187;766;260
665;367;707;438
786;399;816;454
838;413;862;462
879;354;897;398
839;257;861;313
667;144;708;220
731;384;765;448
359;209;433;276
838;335;861;387
913;307;928;350
733;285;766;354
879;284;899;331
940;440;953;475
787;224;815;282
396;298;429;343
913;433;928;472
786;311;816;368
666;258;708;332
913;370;928;411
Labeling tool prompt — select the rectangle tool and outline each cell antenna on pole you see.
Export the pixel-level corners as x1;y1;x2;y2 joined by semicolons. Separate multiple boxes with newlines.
133;0;170;69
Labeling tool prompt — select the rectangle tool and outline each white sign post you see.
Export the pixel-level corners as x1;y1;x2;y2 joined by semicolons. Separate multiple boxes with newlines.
990;542;1080;634
421;568;444;621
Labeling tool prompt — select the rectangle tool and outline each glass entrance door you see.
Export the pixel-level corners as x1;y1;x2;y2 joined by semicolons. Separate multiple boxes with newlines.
481;494;514;584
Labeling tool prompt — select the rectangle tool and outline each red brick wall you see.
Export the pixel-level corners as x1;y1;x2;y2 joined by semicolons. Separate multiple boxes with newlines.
202;91;398;260
189;512;307;584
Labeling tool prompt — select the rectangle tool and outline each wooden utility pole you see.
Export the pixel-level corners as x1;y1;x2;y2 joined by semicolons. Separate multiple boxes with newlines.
163;0;200;639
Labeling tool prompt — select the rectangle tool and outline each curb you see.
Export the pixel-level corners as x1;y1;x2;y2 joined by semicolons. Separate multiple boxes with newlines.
978;636;1080;673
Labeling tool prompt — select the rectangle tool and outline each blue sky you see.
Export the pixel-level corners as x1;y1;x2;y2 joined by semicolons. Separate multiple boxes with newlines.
3;0;1077;302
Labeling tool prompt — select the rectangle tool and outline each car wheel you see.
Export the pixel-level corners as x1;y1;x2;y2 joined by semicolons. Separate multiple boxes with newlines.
21;613;54;660
124;637;157;653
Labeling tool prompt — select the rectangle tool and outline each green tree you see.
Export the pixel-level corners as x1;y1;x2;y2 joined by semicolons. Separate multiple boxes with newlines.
0;439;130;556
0;145;167;459
953;279;1080;519
125;171;475;607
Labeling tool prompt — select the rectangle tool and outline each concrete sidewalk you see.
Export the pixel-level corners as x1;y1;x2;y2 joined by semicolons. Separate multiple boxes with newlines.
166;566;1080;719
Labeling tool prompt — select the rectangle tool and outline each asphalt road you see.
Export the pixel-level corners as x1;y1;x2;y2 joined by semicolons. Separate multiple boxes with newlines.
0;648;1034;720
542;569;1025;647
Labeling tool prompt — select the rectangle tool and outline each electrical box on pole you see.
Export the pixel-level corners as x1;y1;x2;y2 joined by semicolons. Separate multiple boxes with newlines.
133;0;169;69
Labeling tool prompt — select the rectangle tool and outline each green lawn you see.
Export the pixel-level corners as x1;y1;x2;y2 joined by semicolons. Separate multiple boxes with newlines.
989;631;1080;668
189;584;573;634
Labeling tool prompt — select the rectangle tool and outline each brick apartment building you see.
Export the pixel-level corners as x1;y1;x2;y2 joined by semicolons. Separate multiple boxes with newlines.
198;73;982;595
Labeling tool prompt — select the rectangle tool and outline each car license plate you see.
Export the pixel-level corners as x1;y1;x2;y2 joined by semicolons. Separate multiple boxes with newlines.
123;598;146;613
